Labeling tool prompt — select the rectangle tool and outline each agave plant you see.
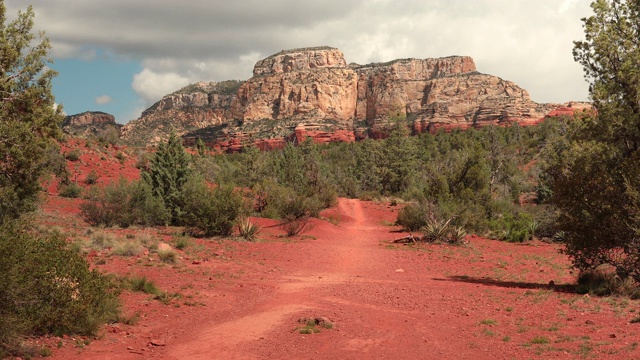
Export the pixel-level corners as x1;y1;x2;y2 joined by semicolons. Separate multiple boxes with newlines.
421;217;452;242
238;218;260;241
448;226;467;245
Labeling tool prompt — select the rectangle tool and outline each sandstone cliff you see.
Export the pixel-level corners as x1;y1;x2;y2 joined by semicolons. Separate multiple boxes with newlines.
122;46;578;150
63;111;122;138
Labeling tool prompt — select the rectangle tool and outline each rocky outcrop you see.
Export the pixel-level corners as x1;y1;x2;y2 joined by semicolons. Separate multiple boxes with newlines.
63;111;121;138
122;46;581;151
252;46;347;76
121;81;241;146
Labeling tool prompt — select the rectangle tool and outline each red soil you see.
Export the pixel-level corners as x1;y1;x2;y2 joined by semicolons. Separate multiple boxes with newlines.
34;195;640;360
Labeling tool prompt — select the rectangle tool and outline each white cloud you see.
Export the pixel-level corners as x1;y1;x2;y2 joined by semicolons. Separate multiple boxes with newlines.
53;103;66;116
8;0;595;117
132;68;190;105
94;95;112;105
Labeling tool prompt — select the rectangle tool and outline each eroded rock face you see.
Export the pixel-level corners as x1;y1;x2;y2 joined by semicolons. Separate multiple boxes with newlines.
252;46;347;76
64;111;115;127
121;81;241;146
122;47;580;151
63;111;121;138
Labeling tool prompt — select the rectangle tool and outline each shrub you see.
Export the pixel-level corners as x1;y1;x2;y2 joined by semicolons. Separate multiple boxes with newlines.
0;224;120;356
64;149;81;161
81;178;169;228
396;202;430;231
489;212;535;243
115;151;125;164
59;183;82;198
280;216;314;237
96;125;120;147
89;231;116;251
135;151;153;170
125;276;161;295
172;235;190;250
112;239;144;257
178;177;242;237
157;248;178;263
576;268;640;298
84;170;99;185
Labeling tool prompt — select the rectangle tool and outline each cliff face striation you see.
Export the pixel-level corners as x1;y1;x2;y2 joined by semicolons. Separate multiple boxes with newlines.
122;46;583;150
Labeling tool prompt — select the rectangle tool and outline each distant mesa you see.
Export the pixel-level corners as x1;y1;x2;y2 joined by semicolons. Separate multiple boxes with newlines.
121;46;590;150
63;111;122;138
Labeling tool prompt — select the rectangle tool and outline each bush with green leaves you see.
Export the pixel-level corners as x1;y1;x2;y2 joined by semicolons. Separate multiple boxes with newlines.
81;177;169;228
0;223;120;357
85;169;99;185
177;176;243;237
396;202;431;231
58;183;83;198
64;149;81;161
489;212;536;243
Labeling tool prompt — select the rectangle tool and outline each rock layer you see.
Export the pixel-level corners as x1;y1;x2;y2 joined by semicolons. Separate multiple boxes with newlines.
63;111;121;138
122;47;582;150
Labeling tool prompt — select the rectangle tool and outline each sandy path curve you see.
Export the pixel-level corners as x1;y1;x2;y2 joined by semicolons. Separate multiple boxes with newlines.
166;198;386;359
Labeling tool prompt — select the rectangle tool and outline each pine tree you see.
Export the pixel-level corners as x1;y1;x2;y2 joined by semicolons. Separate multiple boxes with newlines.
0;2;63;223
142;133;192;223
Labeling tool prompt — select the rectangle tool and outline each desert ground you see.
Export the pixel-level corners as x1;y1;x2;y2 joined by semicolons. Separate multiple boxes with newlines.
29;142;640;360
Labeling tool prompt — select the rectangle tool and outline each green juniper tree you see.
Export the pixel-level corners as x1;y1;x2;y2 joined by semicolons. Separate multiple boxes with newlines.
544;0;640;282
0;3;120;355
0;2;63;224
142;132;192;223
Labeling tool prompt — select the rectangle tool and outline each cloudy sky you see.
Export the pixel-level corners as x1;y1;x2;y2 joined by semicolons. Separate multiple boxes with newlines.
6;0;593;124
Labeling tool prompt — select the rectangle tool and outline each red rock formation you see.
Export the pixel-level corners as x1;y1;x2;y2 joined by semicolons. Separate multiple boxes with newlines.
122;47;583;151
63;111;121;138
64;111;115;127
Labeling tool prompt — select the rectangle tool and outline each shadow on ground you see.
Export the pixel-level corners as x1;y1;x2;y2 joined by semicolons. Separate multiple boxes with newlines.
434;275;576;294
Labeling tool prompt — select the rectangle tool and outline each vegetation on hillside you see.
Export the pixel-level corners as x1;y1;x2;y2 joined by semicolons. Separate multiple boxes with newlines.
0;2;120;356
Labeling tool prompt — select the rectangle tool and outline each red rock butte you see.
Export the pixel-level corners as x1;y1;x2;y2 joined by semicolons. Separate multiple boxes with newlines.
121;46;590;150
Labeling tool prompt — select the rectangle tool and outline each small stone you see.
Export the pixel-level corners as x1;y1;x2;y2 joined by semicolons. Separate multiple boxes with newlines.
610;334;617;338
149;339;165;346
127;346;134;350
585;320;596;325
395;269;405;273
192;260;201;265
157;242;172;252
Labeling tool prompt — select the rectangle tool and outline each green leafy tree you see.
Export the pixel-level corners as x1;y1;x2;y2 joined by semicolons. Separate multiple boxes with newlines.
142;133;192;223
545;0;640;281
0;2;63;223
0;4;120;355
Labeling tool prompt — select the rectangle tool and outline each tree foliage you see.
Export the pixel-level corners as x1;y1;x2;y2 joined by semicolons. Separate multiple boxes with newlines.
0;2;63;223
0;5;121;355
141;133;192;223
544;0;640;282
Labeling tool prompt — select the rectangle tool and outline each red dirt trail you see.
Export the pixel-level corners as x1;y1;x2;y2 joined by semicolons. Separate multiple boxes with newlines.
47;198;640;360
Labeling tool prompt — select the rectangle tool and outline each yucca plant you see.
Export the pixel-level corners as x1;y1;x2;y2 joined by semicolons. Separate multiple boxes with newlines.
421;217;452;242
238;218;260;241
449;226;467;245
